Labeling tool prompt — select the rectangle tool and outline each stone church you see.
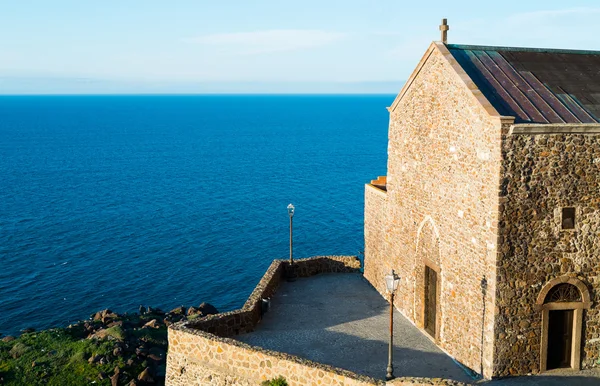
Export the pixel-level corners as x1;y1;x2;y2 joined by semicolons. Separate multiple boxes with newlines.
364;21;600;378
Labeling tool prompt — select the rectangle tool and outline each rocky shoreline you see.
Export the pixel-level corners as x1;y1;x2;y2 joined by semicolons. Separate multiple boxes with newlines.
0;303;219;386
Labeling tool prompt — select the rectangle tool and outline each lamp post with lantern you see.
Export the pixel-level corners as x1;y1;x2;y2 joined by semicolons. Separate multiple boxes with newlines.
385;269;400;380
286;203;297;281
287;204;294;264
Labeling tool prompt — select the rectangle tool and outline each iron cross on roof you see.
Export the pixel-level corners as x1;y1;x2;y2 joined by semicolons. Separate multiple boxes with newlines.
439;19;449;44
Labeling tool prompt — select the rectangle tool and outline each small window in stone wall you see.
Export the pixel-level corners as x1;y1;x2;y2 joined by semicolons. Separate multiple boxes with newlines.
561;207;576;230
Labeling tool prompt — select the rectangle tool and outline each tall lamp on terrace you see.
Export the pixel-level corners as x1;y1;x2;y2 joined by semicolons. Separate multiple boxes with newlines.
385;269;400;380
287;203;295;264
286;203;297;281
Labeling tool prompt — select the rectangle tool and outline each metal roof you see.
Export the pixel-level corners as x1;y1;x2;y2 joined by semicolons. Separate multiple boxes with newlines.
447;44;600;123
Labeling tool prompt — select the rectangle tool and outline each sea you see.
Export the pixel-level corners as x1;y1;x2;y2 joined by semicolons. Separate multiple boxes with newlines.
0;95;392;336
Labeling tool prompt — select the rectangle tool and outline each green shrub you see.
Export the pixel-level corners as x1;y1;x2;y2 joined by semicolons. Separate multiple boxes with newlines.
103;326;125;341
68;350;88;364
261;375;288;386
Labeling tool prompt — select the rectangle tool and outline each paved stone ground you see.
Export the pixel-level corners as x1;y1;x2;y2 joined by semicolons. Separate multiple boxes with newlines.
480;368;600;385
236;273;600;385
236;273;474;382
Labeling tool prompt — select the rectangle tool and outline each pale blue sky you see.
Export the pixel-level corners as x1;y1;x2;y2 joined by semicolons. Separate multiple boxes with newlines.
1;1;599;93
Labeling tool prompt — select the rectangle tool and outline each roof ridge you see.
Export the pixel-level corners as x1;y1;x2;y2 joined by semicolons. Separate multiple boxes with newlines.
447;44;600;56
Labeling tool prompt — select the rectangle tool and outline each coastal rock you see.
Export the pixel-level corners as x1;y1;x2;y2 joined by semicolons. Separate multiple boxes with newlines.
137;367;154;383
9;343;30;359
139;305;146;315
113;346;123;356
92;309;106;320
142;319;159;329
164;306;187;324
198;302;219;316
186;306;200;316
146;306;164;316
135;346;148;357
20;327;35;334
88;354;101;364
168;306;186;315
147;354;162;362
110;373;119;386
1;336;15;342
92;309;116;321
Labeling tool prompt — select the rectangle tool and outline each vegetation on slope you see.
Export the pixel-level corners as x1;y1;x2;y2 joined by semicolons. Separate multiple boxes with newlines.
0;303;218;386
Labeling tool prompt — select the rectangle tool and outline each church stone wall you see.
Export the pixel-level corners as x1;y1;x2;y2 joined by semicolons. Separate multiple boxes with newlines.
364;45;502;378
494;130;600;376
364;184;389;291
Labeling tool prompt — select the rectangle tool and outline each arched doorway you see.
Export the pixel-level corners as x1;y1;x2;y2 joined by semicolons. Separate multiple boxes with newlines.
414;217;441;340
536;276;592;372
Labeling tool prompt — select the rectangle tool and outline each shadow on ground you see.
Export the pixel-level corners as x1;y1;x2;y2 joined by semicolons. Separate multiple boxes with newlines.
236;273;474;383
479;368;600;385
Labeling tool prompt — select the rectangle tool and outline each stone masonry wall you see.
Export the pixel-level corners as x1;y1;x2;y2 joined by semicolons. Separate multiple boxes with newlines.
364;44;502;378
167;328;468;386
364;184;389;291
167;327;379;386
494;130;600;375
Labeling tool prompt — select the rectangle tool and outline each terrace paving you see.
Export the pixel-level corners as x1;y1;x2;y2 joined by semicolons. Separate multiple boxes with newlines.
236;273;473;382
236;272;600;385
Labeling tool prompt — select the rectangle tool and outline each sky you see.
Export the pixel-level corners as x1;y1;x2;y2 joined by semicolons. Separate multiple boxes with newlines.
1;1;600;94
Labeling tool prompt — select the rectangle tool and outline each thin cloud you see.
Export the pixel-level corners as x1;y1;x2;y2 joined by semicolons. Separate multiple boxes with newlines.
507;7;600;23
499;7;600;48
185;29;346;55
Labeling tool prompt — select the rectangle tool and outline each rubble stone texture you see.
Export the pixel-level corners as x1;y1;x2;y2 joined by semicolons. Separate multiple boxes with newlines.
494;132;600;375
364;41;600;378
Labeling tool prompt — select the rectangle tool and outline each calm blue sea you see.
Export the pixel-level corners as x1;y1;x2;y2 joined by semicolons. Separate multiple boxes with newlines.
0;95;392;336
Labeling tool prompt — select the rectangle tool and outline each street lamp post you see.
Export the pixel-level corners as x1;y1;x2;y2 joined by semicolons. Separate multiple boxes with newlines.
286;204;297;281
287;203;294;264
385;270;400;380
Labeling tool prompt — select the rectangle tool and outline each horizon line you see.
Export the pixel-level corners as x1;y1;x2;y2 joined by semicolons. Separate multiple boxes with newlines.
0;92;398;97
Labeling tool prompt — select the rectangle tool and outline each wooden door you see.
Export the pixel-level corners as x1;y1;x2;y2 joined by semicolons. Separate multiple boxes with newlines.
424;266;437;337
547;309;574;369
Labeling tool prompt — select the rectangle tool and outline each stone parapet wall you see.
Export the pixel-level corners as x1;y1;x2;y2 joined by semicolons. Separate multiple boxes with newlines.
387;379;468;386
182;256;362;338
167;327;380;385
167;327;470;385
294;255;363;277
494;131;600;375
192;260;285;337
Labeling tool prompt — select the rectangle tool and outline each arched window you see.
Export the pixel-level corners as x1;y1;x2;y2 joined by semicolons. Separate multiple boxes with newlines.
544;283;582;303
